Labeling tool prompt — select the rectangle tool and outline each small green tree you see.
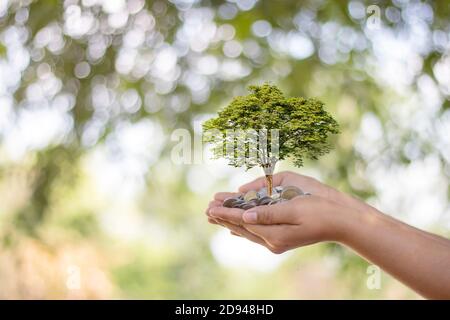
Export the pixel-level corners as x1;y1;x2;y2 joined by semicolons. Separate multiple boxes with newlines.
203;84;339;196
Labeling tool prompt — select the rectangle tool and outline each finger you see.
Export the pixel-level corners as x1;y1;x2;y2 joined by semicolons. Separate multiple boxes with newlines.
243;224;289;244
242;202;298;225
214;192;241;202
220;221;269;247
245;224;314;249
205;200;222;216
230;231;241;237
210;217;234;227
208;217;220;225
238;173;286;193
214;217;229;225
243;224;283;237
208;206;244;225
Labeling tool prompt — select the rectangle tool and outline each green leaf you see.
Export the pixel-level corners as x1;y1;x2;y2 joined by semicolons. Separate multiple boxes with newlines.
202;83;340;170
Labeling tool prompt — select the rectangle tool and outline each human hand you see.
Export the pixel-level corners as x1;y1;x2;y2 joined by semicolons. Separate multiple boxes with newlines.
206;170;365;225
205;171;332;227
206;172;450;298
205;171;366;253
238;171;366;210
207;194;350;254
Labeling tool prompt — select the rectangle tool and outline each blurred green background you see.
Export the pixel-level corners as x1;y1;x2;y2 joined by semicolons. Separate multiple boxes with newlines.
0;0;449;299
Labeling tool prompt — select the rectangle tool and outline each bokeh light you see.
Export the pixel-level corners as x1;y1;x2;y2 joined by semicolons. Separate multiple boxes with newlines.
0;0;449;299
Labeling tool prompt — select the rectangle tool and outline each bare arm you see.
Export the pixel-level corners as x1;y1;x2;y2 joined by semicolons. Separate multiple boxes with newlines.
206;171;450;299
340;204;450;299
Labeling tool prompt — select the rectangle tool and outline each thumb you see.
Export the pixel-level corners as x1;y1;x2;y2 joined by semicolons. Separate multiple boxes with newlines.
242;203;296;225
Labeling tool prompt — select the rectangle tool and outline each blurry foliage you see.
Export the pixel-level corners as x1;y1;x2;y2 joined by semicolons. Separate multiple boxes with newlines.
0;0;449;298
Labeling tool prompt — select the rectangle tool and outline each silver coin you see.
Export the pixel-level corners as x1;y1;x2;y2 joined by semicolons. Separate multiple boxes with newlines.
257;187;277;198
268;199;282;205
257;187;267;198
271;192;280;200
258;196;272;206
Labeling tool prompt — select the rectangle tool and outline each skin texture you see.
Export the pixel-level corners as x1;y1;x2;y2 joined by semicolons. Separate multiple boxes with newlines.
205;171;450;299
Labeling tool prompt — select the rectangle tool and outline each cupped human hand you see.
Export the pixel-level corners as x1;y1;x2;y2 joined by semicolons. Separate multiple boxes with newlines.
205;171;366;253
206;171;366;224
205;171;333;225
207;195;350;254
205;173;450;299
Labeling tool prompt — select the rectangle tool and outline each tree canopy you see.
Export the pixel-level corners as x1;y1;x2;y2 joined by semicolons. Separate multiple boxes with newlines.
203;83;339;170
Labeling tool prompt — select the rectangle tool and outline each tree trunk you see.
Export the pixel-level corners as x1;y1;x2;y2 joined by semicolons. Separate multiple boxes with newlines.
265;174;273;196
261;161;276;196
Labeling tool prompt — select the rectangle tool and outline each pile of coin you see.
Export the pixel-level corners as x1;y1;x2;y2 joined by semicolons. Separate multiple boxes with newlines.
222;186;310;209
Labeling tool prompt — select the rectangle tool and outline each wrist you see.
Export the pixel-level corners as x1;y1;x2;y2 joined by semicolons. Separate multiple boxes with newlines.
327;186;371;212
323;201;363;244
333;203;383;247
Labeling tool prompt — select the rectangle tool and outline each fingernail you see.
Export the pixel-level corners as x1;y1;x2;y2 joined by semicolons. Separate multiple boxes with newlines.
243;211;257;223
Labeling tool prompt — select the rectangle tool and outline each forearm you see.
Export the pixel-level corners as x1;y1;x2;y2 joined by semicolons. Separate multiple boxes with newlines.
329;187;450;246
336;205;450;299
